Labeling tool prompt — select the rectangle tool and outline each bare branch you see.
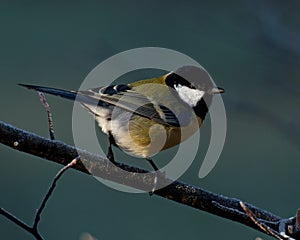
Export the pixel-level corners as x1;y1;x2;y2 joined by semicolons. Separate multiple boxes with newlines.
0;120;299;239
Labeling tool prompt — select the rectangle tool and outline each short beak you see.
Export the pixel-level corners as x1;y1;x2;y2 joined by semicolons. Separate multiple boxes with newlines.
211;87;225;94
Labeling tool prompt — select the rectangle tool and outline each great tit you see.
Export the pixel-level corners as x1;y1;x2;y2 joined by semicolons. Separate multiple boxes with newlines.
19;66;224;171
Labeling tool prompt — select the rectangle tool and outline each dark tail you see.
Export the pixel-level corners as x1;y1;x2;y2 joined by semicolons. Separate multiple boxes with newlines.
18;84;99;106
18;84;78;101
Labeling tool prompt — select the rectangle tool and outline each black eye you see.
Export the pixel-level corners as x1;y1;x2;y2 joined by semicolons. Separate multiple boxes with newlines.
165;73;195;89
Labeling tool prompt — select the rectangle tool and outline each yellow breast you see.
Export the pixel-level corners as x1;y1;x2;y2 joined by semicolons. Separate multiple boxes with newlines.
125;114;202;158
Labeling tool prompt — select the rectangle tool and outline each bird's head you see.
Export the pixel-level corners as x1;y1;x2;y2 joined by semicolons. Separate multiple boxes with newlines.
165;65;224;119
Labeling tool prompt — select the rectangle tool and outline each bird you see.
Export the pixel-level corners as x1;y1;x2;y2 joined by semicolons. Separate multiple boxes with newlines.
19;66;224;171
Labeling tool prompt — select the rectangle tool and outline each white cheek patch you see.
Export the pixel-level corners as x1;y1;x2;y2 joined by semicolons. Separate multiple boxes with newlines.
174;84;205;107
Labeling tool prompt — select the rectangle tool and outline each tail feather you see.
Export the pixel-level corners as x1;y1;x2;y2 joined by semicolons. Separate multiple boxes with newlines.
18;83;100;106
18;84;78;100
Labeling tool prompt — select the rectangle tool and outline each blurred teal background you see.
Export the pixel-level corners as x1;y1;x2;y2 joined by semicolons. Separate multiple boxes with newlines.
1;1;300;239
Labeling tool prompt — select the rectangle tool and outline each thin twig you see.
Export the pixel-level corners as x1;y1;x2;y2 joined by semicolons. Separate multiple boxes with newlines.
240;201;291;240
0;156;78;240
33;157;79;229
38;92;55;140
0;208;34;234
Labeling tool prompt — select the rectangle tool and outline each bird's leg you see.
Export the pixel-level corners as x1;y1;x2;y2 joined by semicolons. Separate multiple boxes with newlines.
107;131;116;163
146;158;159;171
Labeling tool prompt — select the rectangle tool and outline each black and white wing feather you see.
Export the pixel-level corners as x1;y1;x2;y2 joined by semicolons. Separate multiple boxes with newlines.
18;84;181;127
81;85;181;127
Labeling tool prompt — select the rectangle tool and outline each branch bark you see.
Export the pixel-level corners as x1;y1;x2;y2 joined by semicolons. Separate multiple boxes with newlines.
0;120;299;239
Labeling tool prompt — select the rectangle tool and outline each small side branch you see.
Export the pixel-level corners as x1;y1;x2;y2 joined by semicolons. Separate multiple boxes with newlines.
0;208;35;236
33;157;79;229
38;92;55;140
240;201;291;240
0;155;79;240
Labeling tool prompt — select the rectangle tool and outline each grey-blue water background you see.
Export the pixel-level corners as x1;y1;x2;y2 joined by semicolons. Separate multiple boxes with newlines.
1;1;300;239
